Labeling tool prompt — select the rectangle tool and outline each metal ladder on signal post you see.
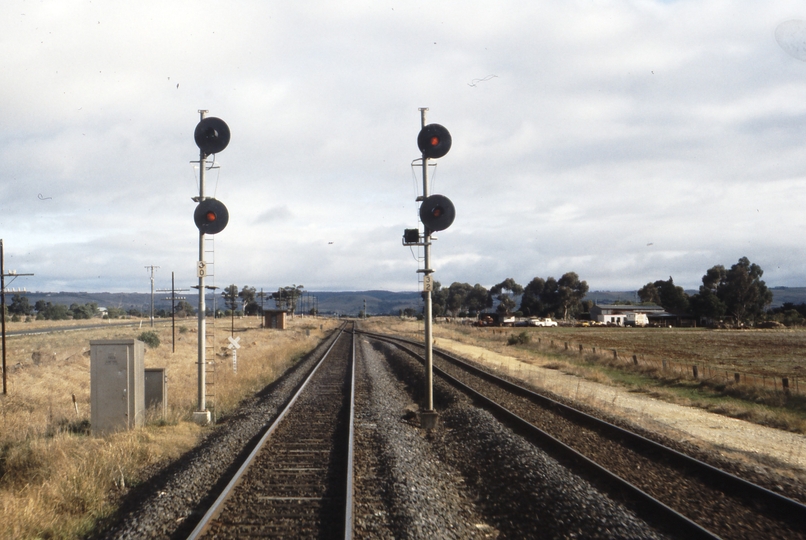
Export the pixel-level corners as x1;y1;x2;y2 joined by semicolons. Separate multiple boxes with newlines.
204;236;217;422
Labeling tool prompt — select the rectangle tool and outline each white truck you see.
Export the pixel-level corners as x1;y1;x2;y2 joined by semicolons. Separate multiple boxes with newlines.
528;317;558;327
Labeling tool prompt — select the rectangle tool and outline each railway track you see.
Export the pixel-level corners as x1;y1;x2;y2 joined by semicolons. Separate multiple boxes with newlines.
361;330;806;540
188;323;356;539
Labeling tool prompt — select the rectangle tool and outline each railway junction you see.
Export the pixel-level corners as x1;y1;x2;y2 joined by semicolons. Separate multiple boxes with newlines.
95;323;806;539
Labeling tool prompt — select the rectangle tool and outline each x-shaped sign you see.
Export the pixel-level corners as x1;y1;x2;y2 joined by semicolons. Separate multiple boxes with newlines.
227;336;241;349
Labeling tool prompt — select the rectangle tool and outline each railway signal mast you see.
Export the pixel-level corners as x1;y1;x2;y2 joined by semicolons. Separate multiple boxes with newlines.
191;111;231;424
403;108;456;428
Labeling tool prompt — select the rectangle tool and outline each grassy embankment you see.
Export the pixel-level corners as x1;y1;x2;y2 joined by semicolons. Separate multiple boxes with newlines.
364;317;806;434
0;316;338;539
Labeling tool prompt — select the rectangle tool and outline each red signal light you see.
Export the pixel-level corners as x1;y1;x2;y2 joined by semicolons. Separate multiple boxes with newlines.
194;198;229;235
432;206;443;218
417;124;452;159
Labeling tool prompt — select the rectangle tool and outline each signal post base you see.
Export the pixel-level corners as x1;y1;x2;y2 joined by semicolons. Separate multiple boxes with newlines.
419;410;439;430
192;410;211;425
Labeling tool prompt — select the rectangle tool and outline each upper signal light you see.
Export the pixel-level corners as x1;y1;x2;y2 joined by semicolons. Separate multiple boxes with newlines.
417;123;451;159
194;117;230;156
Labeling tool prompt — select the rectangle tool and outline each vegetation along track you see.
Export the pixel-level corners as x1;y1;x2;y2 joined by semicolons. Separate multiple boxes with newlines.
361;330;806;540
188;324;355;539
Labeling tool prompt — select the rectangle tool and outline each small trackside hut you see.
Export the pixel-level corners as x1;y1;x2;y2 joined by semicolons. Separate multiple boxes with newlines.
263;309;287;330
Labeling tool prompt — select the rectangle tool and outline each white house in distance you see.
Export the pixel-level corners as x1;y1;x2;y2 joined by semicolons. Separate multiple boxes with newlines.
589;304;664;326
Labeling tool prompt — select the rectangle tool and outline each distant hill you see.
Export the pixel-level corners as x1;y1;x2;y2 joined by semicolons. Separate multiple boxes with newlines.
12;287;806;316
16;290;423;317
20;291;165;312
765;287;806;308
314;291;421;316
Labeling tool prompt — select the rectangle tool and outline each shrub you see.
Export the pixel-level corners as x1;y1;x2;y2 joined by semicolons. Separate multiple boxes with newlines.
137;331;160;349
507;331;530;346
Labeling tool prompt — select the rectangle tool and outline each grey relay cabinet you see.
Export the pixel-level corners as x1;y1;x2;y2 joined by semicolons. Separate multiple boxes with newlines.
90;339;145;435
144;367;167;417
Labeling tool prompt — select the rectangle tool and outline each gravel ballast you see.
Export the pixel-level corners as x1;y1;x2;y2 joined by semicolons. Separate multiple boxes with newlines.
355;337;666;539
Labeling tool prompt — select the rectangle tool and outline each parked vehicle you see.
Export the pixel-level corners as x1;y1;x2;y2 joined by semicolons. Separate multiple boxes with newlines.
528;317;558;327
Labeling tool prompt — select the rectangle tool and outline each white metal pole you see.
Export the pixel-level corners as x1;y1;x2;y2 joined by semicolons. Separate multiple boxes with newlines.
419;107;435;413
195;109;209;423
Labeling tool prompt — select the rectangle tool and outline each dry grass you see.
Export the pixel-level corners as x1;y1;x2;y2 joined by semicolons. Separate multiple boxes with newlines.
0;315;339;539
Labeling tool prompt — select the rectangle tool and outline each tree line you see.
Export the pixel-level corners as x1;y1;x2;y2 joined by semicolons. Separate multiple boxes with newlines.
219;284;309;317
428;272;590;320
5;296;112;320
0;257;779;324
638;256;772;325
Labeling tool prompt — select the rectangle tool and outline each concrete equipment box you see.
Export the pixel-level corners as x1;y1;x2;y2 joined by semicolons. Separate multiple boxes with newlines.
90;339;145;435
145;367;167;417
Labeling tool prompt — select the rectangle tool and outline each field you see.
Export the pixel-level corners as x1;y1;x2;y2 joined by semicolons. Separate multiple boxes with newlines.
545;326;806;376
0;315;339;539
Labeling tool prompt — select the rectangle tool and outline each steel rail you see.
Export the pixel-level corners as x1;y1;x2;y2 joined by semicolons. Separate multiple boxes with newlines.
344;327;356;540
187;323;353;539
362;330;806;523
361;330;806;539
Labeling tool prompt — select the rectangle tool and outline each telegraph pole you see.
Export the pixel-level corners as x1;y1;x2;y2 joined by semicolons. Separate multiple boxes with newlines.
157;272;188;353
1;239;34;395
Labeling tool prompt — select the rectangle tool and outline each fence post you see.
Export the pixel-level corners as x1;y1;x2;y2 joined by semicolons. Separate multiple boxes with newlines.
579;344;583;354
662;359;667;371
734;372;740;384
632;354;638;366
565;342;569;350
592;347;596;354
693;365;698;379
613;349;618;360
782;377;789;394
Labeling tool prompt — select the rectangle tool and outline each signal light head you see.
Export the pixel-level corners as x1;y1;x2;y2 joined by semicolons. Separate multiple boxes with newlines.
194;117;231;156
419;194;455;232
194;198;229;235
417;123;452;159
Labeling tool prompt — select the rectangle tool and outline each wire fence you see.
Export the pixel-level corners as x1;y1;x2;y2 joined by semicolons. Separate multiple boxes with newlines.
526;336;804;396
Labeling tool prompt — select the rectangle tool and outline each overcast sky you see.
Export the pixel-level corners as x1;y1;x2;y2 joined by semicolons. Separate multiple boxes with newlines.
3;1;806;295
